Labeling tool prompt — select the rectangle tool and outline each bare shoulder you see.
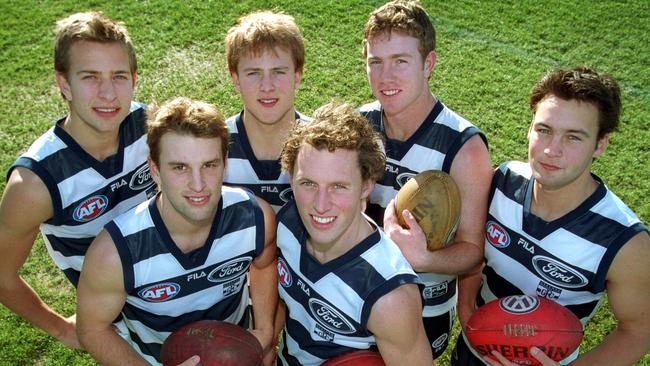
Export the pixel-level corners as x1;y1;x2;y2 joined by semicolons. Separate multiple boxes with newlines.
608;231;650;281
368;283;421;332
0;167;53;234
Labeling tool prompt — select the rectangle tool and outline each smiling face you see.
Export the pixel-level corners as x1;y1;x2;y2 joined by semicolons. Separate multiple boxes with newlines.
290;144;373;257
528;95;608;192
56;41;135;136
231;47;301;127
150;132;226;229
366;32;435;122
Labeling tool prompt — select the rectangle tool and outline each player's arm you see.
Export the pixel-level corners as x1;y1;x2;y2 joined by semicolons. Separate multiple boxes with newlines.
568;231;650;366
76;230;149;366
249;197;278;356
368;284;433;365
0;167;81;349
384;135;492;273
457;262;484;331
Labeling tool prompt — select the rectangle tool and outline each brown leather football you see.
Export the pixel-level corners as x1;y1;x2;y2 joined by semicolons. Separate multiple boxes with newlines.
395;170;461;251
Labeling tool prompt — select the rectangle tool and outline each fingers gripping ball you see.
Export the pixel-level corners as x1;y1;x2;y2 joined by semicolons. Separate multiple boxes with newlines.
322;350;386;365
395;170;461;251
160;320;263;366
466;295;583;366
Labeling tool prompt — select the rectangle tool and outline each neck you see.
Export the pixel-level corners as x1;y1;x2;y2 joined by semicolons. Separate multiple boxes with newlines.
156;195;214;253
243;109;295;160
383;93;436;141
531;174;599;221
61;116;120;161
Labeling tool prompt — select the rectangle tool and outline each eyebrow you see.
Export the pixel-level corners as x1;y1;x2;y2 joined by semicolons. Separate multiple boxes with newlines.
76;70;131;75
368;52;413;60
242;66;291;72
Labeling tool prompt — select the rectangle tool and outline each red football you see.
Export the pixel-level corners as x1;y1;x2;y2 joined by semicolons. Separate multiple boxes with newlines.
322;350;385;366
160;320;262;366
466;295;583;365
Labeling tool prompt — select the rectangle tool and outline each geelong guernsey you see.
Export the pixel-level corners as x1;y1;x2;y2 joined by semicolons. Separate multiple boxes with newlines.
8;102;155;286
106;187;265;365
359;100;486;318
224;111;310;212
276;200;419;366
475;161;648;364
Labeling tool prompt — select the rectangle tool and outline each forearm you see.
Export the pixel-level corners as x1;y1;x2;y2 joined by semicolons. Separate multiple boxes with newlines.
249;263;278;348
457;265;483;330
417;240;482;274
571;327;650;366
0;275;71;339
79;326;149;366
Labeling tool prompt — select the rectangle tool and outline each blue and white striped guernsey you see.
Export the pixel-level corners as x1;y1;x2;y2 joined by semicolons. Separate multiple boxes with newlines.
359;99;486;356
8;102;155;286
474;160;648;364
276;200;419;366
106;187;265;365
224;111;310;212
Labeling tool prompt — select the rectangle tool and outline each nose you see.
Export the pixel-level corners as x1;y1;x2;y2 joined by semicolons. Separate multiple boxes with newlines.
98;76;117;100
188;169;206;192
313;187;332;213
543;136;563;158
260;71;275;92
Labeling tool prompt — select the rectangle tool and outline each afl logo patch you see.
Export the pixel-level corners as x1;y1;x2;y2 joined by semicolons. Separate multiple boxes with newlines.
308;298;356;335
277;258;292;287
396;172;416;188
73;195;108;222
129;164;154;191
499;295;540;314
207;257;251;283
486;221;510;248
138;282;180;302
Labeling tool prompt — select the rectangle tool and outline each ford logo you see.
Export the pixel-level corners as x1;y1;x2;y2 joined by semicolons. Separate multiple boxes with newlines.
207;257;251;283
396;172;416;187
279;187;293;203
308;298;356;335
129;164;154;191
532;256;588;288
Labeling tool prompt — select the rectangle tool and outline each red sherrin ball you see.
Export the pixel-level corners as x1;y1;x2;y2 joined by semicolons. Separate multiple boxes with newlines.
160;320;263;366
322;350;386;366
466;295;583;366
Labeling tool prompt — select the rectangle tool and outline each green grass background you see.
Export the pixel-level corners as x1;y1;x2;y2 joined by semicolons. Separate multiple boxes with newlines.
0;0;648;365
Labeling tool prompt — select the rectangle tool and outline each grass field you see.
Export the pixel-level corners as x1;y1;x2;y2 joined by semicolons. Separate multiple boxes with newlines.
0;0;648;365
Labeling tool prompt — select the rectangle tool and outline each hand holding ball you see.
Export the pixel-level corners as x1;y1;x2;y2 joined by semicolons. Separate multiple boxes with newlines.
395;170;461;251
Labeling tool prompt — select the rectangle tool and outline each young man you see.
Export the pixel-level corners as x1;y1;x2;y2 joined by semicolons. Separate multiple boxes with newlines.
275;102;432;366
359;0;493;360
453;67;650;366
224;10;309;212
76;98;278;366
0;11;154;349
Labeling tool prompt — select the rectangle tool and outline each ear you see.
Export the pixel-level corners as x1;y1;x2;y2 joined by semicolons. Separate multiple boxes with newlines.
230;71;241;92
361;179;374;200
294;69;303;89
424;51;436;78
148;157;161;186
131;72;137;88
55;72;72;101
593;134;609;159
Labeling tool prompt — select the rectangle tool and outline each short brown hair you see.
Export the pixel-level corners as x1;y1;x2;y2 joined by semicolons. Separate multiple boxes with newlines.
529;67;622;139
281;102;385;182
147;97;229;166
225;11;305;74
54;11;137;77
363;0;435;59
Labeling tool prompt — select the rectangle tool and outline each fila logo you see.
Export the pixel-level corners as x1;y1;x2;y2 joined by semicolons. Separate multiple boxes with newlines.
73;195;108;222
499;295;540;314
277;258;292;287
486;221;510;248
138;282;180;302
